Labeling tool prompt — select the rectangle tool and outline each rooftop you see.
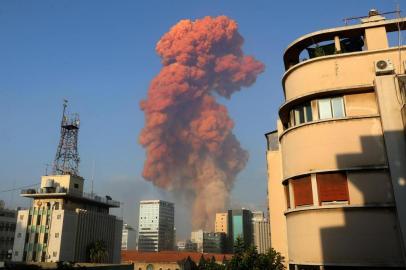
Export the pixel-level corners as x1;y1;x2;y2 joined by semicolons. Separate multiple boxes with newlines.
121;251;232;264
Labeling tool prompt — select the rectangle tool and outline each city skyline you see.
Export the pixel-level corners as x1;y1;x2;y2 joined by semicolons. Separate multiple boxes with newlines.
0;0;399;239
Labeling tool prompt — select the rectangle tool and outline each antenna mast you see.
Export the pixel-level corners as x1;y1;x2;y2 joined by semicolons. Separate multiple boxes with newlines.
53;99;80;176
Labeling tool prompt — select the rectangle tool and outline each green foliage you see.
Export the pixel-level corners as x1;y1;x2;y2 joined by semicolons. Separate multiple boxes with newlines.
226;236;285;270
87;240;108;263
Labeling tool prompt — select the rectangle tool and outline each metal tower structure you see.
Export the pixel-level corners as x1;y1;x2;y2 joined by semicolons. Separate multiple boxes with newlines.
53;100;80;176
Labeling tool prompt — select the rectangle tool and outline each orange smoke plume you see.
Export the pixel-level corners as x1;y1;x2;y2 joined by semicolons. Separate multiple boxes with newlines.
140;16;264;230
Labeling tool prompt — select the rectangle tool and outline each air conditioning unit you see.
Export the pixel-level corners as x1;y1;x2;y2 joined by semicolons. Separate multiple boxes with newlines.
375;59;394;75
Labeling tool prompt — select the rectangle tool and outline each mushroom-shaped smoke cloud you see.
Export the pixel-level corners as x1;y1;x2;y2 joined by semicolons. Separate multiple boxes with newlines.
140;16;265;230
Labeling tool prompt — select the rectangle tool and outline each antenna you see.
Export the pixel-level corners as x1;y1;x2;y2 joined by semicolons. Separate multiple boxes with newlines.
53;99;81;176
91;160;95;195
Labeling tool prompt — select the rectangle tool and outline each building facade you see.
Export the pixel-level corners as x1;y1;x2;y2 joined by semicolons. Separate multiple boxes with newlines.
138;200;174;252
227;209;252;249
251;211;270;254
122;223;137;250
0;202;17;262
266;10;406;269
12;174;122;263
214;213;228;234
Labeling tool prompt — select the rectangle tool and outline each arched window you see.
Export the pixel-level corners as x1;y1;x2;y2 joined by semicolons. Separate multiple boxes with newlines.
146;264;154;270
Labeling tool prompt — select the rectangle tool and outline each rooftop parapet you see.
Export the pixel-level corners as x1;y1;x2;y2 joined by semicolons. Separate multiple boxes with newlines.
283;11;406;70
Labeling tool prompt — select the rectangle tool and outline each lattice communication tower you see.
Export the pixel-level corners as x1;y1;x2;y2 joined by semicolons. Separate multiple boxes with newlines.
53;100;80;176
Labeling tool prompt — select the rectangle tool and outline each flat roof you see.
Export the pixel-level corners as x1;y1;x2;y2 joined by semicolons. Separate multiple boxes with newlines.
283;17;406;68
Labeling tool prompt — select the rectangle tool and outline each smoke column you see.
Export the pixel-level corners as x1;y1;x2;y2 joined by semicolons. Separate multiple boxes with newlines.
140;16;264;230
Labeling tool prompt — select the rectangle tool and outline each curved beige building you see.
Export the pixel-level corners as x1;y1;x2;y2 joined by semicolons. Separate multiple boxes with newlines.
266;11;406;269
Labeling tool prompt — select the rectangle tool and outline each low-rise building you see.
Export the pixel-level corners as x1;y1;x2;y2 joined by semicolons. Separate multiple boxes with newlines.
0;201;17;261
121;251;231;270
12;174;122;263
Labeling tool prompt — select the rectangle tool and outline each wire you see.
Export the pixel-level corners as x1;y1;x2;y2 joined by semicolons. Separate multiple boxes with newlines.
0;183;40;193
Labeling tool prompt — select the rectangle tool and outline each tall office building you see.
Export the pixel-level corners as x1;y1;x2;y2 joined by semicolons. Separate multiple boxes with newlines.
266;10;406;269
214;213;228;234
251;211;270;254
121;223;137;250
227;209;252;248
0;201;17;262
138;200;174;251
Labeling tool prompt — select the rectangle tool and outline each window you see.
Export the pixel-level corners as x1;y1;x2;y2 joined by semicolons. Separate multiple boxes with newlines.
17;233;22;238
57;214;61;220
292;176;313;207
74;183;79;189
317;172;349;204
55;233;59;238
318;97;345;119
289;102;312;127
284;184;291;209
14;251;18;256
53;251;57;257
20;215;24;220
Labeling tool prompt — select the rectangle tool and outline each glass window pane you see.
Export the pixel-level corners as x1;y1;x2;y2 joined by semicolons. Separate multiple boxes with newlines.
304;103;313;122
318;99;332;119
294;107;305;125
332;97;345;118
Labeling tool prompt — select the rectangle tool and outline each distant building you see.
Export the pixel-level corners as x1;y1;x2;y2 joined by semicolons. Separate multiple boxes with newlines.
251;211;270;254
227;209;253;249
214;213;228;234
122;223;137;250
190;230;204;252
138;200;174;251
121;250;231;270
202;232;226;254
12;174;122;263
0;201;17;262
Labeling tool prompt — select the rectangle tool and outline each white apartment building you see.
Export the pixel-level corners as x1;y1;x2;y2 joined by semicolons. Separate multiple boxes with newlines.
138;200;174;251
251;211;270;254
0;201;17;262
122;223;137;250
12;174;122;263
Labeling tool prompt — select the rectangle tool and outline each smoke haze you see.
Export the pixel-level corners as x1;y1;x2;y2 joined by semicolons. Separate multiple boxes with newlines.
140;16;264;230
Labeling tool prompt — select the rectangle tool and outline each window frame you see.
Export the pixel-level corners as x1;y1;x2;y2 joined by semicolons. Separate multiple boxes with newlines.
318;96;346;120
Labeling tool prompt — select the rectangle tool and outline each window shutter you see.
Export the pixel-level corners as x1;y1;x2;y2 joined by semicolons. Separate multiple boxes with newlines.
292;176;313;207
317;172;349;203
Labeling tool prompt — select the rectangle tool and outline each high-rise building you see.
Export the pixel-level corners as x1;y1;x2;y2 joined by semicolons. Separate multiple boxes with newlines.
251;211;270;254
138;200;174;252
214;213;228;234
227;209;252;248
12;102;122;263
122;223;137;250
266;10;406;269
0;201;17;262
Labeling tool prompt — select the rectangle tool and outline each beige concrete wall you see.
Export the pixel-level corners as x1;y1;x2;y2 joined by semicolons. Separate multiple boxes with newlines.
266;150;288;261
280;117;386;179
41;175;84;195
286;207;404;267
364;26;388;50
344;92;378;117
12;210;29;262
347;170;394;205
375;75;406;258
283;47;406;101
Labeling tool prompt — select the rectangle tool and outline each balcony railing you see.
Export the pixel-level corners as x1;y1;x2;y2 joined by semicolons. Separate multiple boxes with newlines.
20;188;120;207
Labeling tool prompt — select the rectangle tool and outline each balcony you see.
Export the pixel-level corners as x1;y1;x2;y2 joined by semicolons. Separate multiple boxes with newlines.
20;188;120;208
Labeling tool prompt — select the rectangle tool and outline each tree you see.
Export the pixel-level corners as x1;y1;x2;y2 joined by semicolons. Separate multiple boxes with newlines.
87;240;108;263
198;255;208;270
226;237;285;270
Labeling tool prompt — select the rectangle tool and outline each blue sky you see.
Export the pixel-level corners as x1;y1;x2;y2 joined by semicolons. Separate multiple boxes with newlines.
0;0;399;238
